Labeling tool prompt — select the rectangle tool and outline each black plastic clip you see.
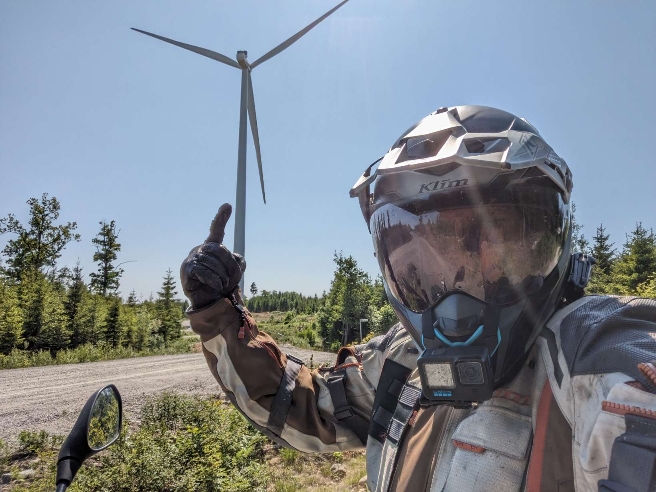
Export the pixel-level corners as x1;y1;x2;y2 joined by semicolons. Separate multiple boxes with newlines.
567;252;597;290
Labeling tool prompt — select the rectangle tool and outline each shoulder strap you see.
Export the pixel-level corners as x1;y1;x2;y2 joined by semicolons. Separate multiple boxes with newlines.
326;369;370;445
267;354;304;436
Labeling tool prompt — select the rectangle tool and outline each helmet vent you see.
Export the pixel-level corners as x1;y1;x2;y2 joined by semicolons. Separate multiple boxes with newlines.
396;131;451;164
464;138;510;154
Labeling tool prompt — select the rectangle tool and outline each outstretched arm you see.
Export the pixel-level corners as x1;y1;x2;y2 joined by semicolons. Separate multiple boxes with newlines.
181;204;381;453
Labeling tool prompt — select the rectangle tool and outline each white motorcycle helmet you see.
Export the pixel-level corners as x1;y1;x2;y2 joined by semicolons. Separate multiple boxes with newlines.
351;105;574;405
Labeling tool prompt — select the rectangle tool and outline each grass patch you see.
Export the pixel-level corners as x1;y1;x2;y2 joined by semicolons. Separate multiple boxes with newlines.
0;337;198;370
1;393;367;492
253;312;323;351
268;447;366;492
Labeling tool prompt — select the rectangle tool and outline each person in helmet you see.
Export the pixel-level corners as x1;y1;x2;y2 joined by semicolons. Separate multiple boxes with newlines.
181;106;656;492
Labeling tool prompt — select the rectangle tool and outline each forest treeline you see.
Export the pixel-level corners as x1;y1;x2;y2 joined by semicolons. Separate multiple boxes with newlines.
246;284;323;314
247;254;399;351
0;194;185;357
1;194;655;360
571;204;656;297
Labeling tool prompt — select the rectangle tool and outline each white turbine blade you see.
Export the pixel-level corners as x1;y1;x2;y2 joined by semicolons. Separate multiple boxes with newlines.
250;0;350;69
247;71;266;204
131;28;240;69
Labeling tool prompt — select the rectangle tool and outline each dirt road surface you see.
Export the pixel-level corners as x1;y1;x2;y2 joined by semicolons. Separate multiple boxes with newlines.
0;345;336;442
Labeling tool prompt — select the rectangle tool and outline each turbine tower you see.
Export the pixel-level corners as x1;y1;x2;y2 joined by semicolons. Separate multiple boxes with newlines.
133;0;350;292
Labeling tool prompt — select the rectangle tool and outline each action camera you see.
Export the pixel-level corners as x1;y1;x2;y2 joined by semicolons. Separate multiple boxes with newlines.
417;345;494;407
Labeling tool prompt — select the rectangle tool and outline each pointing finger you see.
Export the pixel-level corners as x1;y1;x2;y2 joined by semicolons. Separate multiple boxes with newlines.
206;203;232;244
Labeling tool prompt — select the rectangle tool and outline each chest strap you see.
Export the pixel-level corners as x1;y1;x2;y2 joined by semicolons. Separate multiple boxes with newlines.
267;354;304;436
327;369;370;445
386;384;422;445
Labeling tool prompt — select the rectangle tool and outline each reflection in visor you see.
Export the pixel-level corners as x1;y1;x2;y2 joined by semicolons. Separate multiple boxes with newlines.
371;187;567;312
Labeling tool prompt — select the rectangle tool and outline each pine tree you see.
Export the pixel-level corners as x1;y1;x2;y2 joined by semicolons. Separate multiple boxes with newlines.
0;193;80;280
0;278;23;354
122;303;137;348
85;295;108;345
250;282;258;297
126;290;138;306
134;306;155;351
570;202;589;254
157;268;180;344
587;224;616;294
591;224;615;275
37;286;70;352
104;297;123;348
19;271;70;352
318;253;372;346
612;223;656;294
637;274;656;298
89;220;123;296
64;261;88;348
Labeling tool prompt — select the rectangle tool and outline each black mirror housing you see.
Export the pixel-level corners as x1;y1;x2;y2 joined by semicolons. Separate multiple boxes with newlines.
56;384;122;488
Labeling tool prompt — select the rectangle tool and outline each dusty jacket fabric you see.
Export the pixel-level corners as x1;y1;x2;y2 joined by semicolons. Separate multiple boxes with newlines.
188;295;656;492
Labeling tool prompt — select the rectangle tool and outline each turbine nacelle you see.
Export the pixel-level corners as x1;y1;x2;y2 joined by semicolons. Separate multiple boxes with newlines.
236;51;250;69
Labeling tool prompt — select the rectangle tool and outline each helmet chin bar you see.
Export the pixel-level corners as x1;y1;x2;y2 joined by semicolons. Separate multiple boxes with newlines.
419;292;504;408
386;286;521;408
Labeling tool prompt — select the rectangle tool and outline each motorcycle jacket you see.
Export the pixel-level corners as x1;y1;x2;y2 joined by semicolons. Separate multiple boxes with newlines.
187;294;656;492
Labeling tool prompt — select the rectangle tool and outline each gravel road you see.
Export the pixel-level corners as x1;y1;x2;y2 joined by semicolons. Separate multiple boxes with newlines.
0;346;336;442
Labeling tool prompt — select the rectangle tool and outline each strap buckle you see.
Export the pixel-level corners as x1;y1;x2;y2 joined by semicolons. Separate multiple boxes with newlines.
567;252;597;289
286;354;305;366
334;406;356;420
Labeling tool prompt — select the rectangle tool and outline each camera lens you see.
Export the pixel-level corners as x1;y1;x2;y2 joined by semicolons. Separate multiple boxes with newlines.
457;361;484;385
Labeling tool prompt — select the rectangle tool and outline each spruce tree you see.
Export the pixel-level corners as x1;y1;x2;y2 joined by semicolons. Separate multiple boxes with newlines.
587;224;616;294
122;303;137;348
0;193;80;280
19;271;70;352
570;202;589;254
591;224;615;275
157;268;180;344
0;278;23;354
65;261;88;347
104;297;123;348
37;286;70;352
612;223;656;294
134;306;154;351
126;290;138;306
250;282;258;297
89;220;123;296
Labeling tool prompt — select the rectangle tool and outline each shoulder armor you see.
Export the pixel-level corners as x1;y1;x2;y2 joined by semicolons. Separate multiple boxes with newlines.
559;295;656;387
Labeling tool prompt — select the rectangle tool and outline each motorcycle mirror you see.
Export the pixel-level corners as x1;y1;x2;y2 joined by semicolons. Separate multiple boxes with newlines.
55;384;122;492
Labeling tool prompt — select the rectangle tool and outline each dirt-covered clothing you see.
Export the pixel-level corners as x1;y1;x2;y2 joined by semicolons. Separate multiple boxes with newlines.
188;295;656;492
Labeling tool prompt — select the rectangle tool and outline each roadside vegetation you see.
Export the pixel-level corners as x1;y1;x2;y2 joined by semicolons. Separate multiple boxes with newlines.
0;194;191;369
0;393;366;492
0;337;195;370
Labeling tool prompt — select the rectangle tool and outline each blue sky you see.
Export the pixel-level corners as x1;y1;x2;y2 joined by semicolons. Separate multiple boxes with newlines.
1;0;655;298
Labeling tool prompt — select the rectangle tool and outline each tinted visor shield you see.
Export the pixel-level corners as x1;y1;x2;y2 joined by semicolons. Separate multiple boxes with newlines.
371;184;568;312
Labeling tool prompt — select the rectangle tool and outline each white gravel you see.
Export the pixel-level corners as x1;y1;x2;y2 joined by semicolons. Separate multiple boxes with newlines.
0;345;336;442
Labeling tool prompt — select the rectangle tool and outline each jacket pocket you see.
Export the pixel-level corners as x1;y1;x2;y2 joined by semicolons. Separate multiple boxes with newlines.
442;406;532;492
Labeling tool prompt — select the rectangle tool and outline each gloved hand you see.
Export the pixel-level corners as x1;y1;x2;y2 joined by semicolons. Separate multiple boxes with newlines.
180;203;246;310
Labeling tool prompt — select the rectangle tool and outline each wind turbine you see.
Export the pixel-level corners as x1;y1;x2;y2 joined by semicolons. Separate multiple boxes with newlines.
133;0;350;291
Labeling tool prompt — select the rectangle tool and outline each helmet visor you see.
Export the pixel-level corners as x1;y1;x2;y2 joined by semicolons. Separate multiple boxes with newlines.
371;181;568;312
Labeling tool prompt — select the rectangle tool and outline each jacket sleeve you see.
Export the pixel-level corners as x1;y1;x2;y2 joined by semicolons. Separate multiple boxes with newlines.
187;296;400;453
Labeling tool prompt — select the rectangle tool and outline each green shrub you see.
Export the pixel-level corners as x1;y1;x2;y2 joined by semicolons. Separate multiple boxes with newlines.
279;447;299;466
69;394;268;491
0;438;9;469
0;339;195;370
18;430;50;456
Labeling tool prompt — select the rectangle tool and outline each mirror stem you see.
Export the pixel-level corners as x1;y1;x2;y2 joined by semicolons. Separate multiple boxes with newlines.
56;458;80;491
